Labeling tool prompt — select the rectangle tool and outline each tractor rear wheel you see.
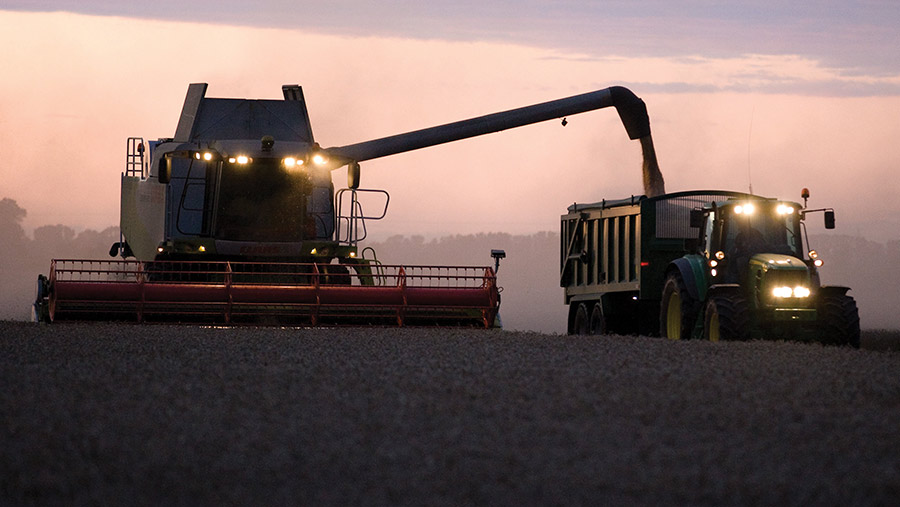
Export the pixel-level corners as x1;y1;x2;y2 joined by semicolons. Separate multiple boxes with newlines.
818;293;860;348
704;293;750;341
659;272;697;339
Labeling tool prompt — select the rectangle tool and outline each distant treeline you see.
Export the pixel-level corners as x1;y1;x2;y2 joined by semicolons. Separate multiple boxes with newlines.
1;198;120;321
1;197;897;330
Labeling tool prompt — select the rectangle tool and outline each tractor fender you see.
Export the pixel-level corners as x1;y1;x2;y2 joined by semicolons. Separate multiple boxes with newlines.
667;256;708;302
707;283;742;299
818;285;851;297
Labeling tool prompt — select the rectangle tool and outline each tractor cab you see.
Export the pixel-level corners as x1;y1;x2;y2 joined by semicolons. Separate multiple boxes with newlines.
693;199;807;284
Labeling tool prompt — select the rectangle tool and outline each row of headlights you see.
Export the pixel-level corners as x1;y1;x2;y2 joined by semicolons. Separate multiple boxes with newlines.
192;151;329;168
708;249;823;278
732;203;798;216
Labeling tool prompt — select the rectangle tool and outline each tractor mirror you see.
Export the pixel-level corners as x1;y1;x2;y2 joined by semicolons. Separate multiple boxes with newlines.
824;210;835;229
158;158;171;184
689;209;705;228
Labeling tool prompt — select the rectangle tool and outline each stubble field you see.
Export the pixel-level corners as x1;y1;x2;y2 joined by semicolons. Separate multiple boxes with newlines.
2;321;898;505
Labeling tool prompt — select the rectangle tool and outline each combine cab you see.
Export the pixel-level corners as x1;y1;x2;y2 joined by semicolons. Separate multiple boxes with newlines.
35;83;659;326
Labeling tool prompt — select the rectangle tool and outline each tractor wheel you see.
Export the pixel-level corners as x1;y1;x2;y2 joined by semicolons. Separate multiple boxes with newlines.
659;272;697;339
818;293;860;348
704;293;750;341
572;303;590;335
589;303;609;335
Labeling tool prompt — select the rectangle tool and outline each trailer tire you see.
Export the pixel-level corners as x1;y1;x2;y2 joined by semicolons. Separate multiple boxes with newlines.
704;293;750;341
660;272;696;339
818;293;860;348
589;303;608;335
573;303;590;335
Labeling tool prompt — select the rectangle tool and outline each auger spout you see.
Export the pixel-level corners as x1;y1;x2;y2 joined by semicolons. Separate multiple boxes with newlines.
328;85;664;197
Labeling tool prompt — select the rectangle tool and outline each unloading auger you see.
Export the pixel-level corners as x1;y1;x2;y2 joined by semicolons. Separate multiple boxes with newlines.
33;83;661;326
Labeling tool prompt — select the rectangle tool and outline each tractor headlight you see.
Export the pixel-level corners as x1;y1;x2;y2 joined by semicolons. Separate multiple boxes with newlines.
772;286;793;298
312;153;327;166
777;204;796;215
772;286;811;298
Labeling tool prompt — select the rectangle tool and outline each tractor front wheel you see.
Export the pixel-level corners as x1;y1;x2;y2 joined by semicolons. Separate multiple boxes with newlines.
703;293;750;341
818;293;860;348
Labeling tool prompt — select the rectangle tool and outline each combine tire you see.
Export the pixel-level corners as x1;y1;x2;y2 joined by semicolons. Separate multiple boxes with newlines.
659;272;697;339
32;275;50;323
818;293;860;348
703;293;750;341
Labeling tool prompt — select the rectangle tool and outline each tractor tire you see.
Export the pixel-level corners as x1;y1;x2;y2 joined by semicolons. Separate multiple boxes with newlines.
818;293;860;348
704;293;750;342
572;303;590;335
659;272;697;340
589;303;609;335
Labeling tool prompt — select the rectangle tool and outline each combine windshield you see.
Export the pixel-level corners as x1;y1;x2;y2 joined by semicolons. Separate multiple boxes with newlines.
214;159;317;242
721;202;802;258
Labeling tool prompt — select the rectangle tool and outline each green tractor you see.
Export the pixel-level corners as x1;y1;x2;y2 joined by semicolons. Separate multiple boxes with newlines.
660;190;860;346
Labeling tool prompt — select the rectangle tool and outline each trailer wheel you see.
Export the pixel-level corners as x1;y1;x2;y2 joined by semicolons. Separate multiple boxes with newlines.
573;303;590;335
818;293;860;348
589;303;608;335
704;293;750;341
659;272;696;339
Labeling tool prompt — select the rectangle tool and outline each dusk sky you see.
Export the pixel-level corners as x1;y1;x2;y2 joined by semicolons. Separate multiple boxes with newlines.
2;1;899;240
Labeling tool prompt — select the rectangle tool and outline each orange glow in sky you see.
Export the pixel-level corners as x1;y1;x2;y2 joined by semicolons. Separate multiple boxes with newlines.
2;9;900;241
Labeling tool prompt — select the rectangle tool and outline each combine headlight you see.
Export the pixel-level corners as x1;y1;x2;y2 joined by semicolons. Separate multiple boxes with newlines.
203;152;213;161
734;203;756;215
772;286;811;298
813;259;824;267
312;153;327;166
715;251;725;260
283;156;299;168
227;155;251;165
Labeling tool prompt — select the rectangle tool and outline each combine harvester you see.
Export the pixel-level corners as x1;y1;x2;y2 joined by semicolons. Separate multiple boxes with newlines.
34;83;660;326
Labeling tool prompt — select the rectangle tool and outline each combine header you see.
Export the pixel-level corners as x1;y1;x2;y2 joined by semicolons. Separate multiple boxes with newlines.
34;83;658;326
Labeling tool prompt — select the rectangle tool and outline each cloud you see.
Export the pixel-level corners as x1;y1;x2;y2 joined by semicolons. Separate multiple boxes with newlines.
5;0;900;82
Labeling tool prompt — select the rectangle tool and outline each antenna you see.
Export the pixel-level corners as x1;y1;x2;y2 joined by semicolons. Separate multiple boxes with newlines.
747;106;755;194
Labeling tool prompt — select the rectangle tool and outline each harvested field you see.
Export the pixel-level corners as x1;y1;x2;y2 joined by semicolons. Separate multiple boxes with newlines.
2;321;899;505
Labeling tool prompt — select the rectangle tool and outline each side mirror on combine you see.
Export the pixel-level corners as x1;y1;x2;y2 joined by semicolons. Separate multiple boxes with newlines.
824;210;835;229
158;158;171;184
689;209;705;228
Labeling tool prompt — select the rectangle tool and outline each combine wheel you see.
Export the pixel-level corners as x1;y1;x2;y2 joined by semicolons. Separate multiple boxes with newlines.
703;293;750;341
572;303;590;335
32;274;50;323
589;303;608;335
818;293;860;348
659;272;697;339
